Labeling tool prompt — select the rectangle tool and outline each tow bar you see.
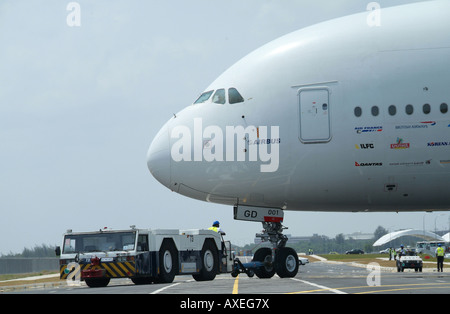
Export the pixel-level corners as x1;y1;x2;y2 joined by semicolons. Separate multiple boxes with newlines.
231;258;264;278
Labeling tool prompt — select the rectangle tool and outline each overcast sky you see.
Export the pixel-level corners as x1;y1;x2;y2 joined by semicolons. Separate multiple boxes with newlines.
1;0;445;254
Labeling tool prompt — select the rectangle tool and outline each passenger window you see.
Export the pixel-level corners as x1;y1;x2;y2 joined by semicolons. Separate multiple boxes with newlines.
371;106;379;116
405;104;414;115
388;105;396;116
212;89;226;104
441;103;448;114
423;104;431;114
194;90;214;104
229;88;244;104
354;107;362;117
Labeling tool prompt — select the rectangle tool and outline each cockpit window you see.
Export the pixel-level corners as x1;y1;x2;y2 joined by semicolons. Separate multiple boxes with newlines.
194;88;245;105
194;90;214;104
212;89;226;104
228;88;244;104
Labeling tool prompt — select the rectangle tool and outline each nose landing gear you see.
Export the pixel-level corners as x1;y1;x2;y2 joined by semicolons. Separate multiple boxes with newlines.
232;205;299;279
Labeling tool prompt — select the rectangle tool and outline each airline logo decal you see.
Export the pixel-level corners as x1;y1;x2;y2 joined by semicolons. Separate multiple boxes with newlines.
389;160;432;167
355;144;374;149
355;126;383;134
427;142;450;147
395;121;436;129
355;161;383;167
390;138;410;149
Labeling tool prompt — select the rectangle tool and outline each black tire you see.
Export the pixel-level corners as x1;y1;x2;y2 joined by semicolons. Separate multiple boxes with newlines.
193;239;218;281
131;277;154;285
156;239;178;283
275;247;299;278
252;248;275;279
85;278;110;288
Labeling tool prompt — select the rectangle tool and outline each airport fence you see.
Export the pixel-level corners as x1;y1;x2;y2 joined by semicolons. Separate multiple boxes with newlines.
0;258;59;275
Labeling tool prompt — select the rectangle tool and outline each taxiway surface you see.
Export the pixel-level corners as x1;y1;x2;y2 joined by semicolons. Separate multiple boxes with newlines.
4;260;450;295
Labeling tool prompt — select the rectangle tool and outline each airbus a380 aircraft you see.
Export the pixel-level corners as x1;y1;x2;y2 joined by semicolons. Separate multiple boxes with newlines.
147;1;450;278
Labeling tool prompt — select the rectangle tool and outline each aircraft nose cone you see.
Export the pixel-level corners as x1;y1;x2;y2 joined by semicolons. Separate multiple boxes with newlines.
147;123;171;188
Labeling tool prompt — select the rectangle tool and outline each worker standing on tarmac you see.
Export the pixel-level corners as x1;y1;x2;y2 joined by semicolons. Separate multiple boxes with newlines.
209;221;226;235
436;244;445;272
398;245;406;258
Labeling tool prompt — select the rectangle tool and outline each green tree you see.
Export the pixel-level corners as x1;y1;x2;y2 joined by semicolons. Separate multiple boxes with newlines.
374;226;388;240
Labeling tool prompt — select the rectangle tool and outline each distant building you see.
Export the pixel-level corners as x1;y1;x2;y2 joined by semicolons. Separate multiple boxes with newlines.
344;232;374;240
373;229;444;247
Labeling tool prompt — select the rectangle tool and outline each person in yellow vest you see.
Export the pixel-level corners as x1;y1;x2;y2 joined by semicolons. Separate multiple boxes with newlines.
209;221;226;235
436;244;445;272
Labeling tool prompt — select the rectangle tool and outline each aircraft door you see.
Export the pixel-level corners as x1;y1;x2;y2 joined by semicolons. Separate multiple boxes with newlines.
298;87;331;143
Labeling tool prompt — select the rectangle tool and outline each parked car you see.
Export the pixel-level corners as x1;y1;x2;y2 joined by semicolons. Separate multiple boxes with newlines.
345;249;364;254
298;256;309;265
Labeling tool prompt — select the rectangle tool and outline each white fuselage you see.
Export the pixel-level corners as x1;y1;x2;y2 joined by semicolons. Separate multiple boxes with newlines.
147;1;450;213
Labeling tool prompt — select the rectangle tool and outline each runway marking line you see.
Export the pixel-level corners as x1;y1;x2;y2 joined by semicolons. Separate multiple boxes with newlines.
355;285;450;294
232;275;239;294
289;280;450;294
150;282;181;294
290;278;347;294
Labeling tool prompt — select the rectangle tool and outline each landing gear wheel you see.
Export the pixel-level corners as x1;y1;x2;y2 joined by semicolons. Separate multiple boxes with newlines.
193;240;218;281
156;239;178;283
252;248;275;279
275;247;299;278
